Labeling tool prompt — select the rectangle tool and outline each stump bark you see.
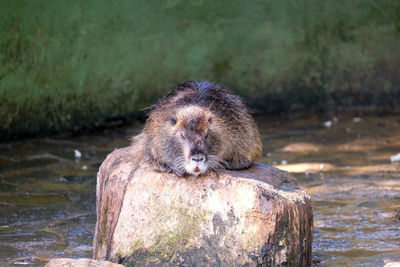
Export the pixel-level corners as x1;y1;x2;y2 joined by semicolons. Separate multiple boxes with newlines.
93;147;313;266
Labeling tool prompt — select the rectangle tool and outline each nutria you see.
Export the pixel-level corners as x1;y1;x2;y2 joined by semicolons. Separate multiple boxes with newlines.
132;81;262;176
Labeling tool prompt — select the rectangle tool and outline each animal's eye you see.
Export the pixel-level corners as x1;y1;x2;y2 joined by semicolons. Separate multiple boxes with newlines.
170;116;177;125
205;130;209;138
208;117;212;124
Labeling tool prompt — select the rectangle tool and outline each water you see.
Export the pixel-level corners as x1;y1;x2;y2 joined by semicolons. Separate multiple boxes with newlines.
259;112;400;266
0;126;139;266
1;112;399;266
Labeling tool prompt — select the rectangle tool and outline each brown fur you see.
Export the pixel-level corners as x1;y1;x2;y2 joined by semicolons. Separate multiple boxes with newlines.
131;81;262;176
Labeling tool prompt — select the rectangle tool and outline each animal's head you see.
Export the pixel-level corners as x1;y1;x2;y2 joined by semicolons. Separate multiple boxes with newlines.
148;105;225;176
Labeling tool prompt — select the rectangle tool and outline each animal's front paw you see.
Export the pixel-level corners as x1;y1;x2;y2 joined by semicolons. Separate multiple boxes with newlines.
154;164;185;177
173;169;185;177
223;159;253;171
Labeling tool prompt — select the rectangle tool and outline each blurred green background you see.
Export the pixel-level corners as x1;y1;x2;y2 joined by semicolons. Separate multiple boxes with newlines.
1;0;400;138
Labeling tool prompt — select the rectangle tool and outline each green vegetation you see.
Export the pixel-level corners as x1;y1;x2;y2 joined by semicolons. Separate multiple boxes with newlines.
1;0;399;138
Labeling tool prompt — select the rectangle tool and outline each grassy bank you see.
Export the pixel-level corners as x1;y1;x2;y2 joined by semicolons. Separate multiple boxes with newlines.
1;0;400;138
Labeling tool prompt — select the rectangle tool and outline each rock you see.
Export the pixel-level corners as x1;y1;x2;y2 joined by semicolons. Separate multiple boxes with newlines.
384;262;400;267
93;147;313;266
391;152;400;163
45;258;123;267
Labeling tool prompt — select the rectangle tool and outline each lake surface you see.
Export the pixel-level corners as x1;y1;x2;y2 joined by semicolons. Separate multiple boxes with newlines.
1;112;399;266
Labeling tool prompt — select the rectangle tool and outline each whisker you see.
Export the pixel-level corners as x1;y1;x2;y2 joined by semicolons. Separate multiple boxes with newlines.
173;156;186;174
207;155;227;170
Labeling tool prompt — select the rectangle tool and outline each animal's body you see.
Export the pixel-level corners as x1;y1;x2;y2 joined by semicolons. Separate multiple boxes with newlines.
132;81;262;176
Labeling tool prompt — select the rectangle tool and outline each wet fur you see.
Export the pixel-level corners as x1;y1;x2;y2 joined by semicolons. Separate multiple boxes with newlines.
132;81;262;176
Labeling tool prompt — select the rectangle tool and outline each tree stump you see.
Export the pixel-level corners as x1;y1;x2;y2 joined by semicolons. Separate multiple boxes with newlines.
93;147;313;266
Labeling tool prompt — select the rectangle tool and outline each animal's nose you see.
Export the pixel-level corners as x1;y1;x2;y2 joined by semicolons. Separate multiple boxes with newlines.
191;154;205;163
